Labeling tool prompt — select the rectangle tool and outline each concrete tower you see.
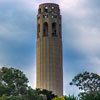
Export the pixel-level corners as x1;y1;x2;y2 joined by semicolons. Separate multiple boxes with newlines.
36;3;63;96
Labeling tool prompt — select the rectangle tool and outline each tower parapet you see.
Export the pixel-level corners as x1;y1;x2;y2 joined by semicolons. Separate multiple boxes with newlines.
37;3;62;39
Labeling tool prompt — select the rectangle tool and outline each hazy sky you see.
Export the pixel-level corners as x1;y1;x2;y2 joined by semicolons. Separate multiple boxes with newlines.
0;0;100;95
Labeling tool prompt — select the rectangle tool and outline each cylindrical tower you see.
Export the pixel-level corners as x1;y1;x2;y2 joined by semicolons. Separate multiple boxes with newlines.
36;3;63;96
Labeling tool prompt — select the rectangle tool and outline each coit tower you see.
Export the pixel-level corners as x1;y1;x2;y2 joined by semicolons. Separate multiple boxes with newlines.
36;3;63;96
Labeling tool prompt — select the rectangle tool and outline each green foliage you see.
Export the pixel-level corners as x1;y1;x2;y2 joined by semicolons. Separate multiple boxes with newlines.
64;95;77;100
0;67;28;97
70;71;100;92
2;67;100;100
38;94;47;100
52;96;65;100
52;95;77;100
70;71;100;100
0;94;24;100
78;91;100;100
36;88;57;100
0;67;47;100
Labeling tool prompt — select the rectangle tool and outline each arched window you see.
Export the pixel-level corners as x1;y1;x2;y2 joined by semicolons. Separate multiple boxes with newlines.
39;8;41;14
43;22;48;36
37;24;40;38
52;23;57;37
59;24;61;38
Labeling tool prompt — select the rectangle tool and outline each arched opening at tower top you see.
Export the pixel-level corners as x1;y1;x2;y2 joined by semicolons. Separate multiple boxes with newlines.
52;23;57;37
39;8;41;14
37;24;40;38
43;22;48;36
59;24;61;38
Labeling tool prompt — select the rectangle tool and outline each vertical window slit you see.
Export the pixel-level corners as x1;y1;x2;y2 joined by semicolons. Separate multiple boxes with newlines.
43;22;48;36
52;23;57;37
37;24;40;38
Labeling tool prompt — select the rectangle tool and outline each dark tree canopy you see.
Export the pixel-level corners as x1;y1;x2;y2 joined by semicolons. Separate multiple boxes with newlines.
79;91;100;100
36;88;57;100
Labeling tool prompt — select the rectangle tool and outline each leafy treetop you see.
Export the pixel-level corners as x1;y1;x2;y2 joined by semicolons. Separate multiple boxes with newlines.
70;71;100;92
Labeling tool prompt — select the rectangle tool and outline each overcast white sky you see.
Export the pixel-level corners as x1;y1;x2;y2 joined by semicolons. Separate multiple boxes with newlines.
0;0;100;95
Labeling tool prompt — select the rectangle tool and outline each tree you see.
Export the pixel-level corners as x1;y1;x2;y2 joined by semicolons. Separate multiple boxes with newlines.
64;95;77;100
0;94;23;100
52;96;65;100
0;67;29;97
36;88;57;100
78;91;100;100
70;71;100;92
52;96;77;100
52;95;77;100
70;71;100;100
38;94;47;100
0;67;46;100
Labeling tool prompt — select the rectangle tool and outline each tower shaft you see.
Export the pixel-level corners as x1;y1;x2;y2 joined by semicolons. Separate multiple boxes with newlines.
36;3;63;96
